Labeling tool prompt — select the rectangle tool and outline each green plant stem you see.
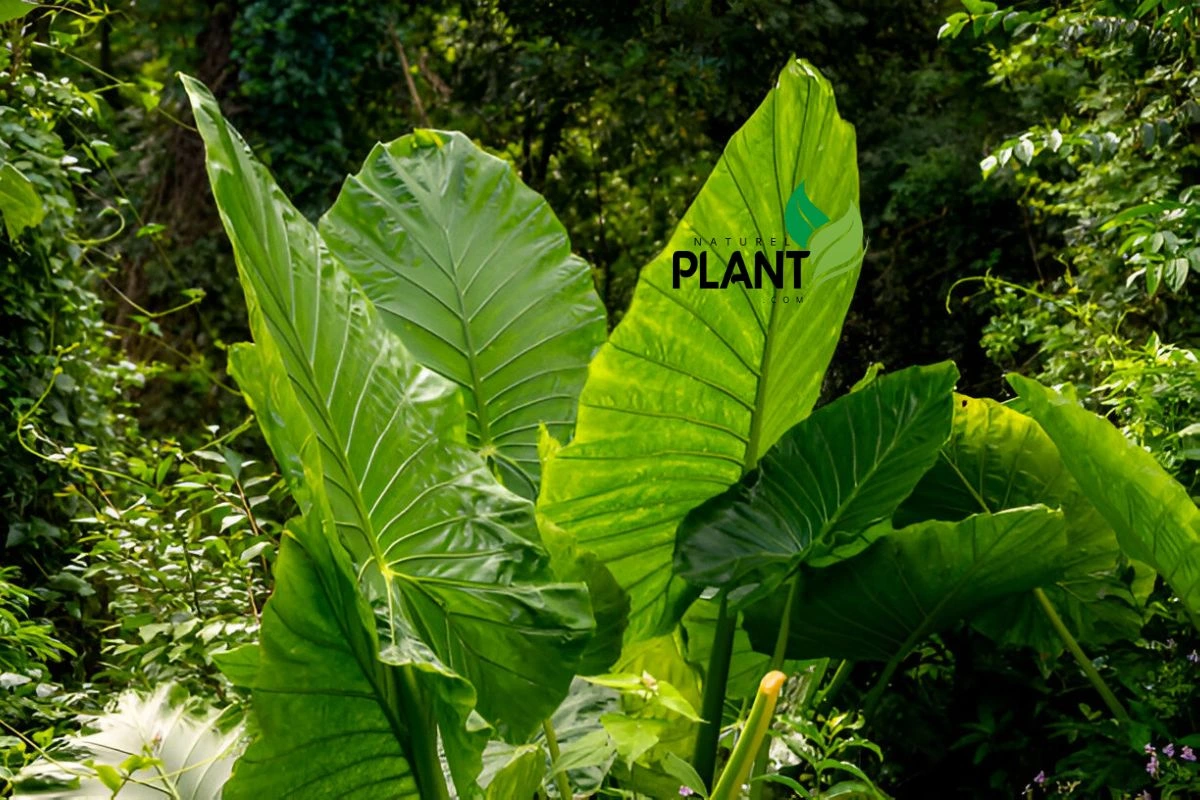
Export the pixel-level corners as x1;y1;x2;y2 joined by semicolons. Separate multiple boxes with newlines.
814;659;852;711
1033;588;1130;723
398;666;451;800
542;719;573;800
695;593;737;789
748;577;799;800
769;578;799;669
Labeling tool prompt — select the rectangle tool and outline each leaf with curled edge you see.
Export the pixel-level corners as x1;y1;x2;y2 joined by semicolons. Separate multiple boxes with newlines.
1010;375;1200;620
897;394;1152;653
674;362;958;601
743;507;1070;662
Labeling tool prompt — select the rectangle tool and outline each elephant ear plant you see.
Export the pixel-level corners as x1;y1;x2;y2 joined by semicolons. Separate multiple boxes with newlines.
180;55;1200;800
180;57;870;797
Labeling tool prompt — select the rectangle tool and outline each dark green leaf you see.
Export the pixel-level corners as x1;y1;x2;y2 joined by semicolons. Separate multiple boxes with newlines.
745;507;1069;661
675;362;958;593
223;515;476;799
898;395;1151;651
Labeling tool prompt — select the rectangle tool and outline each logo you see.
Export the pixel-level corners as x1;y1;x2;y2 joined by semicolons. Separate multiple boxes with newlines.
671;183;828;295
784;181;828;245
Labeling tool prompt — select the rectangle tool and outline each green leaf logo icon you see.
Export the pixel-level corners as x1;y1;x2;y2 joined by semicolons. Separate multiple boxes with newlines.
784;181;829;247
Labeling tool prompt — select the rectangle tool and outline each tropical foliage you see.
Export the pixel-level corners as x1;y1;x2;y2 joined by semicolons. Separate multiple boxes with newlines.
4;1;1200;799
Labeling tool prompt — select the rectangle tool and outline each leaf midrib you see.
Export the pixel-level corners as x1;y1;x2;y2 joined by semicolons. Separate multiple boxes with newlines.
739;80;835;471
738;87;789;472
389;145;494;450
806;388;937;547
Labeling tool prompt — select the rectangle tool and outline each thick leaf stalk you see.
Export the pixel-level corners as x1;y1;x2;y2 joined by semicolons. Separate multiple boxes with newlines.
541;719;573;800
1033;587;1130;723
694;595;737;789
399;665;452;800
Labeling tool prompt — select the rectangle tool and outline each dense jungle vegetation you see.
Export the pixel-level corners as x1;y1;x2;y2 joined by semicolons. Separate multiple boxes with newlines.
2;1;1200;798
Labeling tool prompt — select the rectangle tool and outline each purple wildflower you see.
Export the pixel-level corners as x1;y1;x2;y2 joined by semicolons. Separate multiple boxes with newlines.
1145;743;1157;754
1139;792;1152;800
1188;650;1200;664
1033;770;1046;786
1147;753;1160;777
1164;743;1176;758
679;787;696;797
1183;746;1197;762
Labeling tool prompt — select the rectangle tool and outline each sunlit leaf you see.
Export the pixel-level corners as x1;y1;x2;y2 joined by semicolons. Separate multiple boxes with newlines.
1010;375;1200;617
183;73;593;792
0;161;45;238
539;59;863;638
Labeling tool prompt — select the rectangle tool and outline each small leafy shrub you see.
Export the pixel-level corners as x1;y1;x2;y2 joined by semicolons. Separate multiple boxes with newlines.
762;707;887;799
65;435;284;699
943;1;1200;495
0;568;73;726
0;4;147;543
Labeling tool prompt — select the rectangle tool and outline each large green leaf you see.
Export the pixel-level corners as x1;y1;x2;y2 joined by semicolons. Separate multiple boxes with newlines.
744;507;1069;662
539;59;864;637
1010;375;1200;617
674;362;958;594
224;514;482;799
228;347;489;798
183;75;593;743
320;132;606;499
897;395;1151;651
